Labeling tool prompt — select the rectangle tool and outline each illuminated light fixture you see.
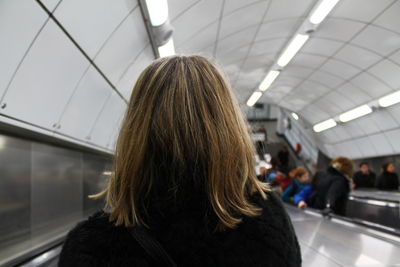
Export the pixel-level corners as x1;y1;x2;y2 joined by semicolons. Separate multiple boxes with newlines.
291;112;299;120
145;0;169;27
313;119;337;133
339;104;372;122
247;92;263;107
378;90;400;107
158;38;175;57
309;0;340;24
259;70;280;91
277;34;309;67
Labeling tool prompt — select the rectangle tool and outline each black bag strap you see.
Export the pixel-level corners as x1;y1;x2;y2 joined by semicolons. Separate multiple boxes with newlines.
127;226;177;267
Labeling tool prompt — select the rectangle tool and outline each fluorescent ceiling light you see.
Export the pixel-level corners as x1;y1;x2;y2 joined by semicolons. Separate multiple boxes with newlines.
378;90;400;107
277;34;309;67
291;112;299;120
158;38;175;58
313;119;337;133
309;0;340;24
339;104;372;122
247;92;263;107
259;70;280;91
145;0;169;27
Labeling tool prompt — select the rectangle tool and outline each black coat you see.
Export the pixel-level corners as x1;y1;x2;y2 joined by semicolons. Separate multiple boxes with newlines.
59;192;301;267
353;171;376;189
309;167;350;216
375;171;399;190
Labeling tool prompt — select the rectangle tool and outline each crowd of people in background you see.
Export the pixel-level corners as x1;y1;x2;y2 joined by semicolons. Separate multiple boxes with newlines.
258;147;399;217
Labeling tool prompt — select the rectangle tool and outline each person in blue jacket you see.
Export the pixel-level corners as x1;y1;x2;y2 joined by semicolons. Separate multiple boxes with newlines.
281;167;309;206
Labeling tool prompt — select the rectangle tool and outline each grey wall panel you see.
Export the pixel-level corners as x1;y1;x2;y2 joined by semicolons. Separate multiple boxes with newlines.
0;135;31;250
31;143;83;236
82;153;111;216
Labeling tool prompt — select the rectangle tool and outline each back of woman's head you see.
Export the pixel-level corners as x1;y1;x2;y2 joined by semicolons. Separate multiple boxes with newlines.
96;55;268;231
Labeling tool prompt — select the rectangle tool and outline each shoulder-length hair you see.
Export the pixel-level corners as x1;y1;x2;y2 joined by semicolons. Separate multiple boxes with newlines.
93;55;268;231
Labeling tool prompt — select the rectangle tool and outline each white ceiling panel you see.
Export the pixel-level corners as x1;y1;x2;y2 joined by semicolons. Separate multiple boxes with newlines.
352;25;400;56
255;18;299;42
89;92;127;147
354;136;377;158
250;38;288;57
40;0;61;11
341;120;367;139
173;0;222;46
335;44;381;69
331;0;393;22
391;50;400;65
95;6;149;87
323;91;356;111
367;59;400;89
1;20;89;129
219;1;267;39
385;128;400;152
217;27;259;59
356;115;381;135
291;53;326;69
54;0;136;58
57;66;112;140
169;0;200;22
351;72;392;98
267;0;314;20
242;53;275;70
223;0;262;15
0;0;48;99
335;83;370;105
308;70;343;88
386;104;400;125
181;26;218;54
116;45;154;100
284;65;314;78
314;18;365;42
302;38;343;57
374;0;400;34
320;59;360;80
368;133;394;155
369;110;398;132
314;98;342;115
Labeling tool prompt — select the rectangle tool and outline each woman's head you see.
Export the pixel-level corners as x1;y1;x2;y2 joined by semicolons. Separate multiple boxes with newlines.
96;56;268;230
382;162;395;173
330;157;354;178
293;167;309;183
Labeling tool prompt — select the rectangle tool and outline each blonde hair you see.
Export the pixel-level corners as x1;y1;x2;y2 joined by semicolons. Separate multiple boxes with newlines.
93;55;268;231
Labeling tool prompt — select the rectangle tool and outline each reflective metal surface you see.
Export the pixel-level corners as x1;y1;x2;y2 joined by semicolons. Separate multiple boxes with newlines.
287;205;400;266
31;143;83;236
0;133;111;266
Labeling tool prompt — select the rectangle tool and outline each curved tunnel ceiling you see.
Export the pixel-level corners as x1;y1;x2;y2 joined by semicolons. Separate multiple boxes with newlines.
1;0;400;159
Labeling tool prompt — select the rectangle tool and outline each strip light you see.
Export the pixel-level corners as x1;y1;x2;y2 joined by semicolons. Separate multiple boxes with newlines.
158;38;175;57
313;119;337;133
291;112;299;120
309;0;340;24
378;90;400;107
277;34;309;67
339;104;372;123
247;92;263;107
145;0;169;27
259;70;280;91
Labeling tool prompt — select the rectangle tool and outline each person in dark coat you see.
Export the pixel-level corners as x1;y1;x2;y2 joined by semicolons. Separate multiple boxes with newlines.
375;162;399;191
277;146;290;174
309;157;354;216
353;162;376;189
59;56;301;267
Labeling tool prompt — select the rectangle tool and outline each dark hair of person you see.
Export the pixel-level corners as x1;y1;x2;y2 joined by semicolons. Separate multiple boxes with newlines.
382;162;393;172
359;162;368;168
